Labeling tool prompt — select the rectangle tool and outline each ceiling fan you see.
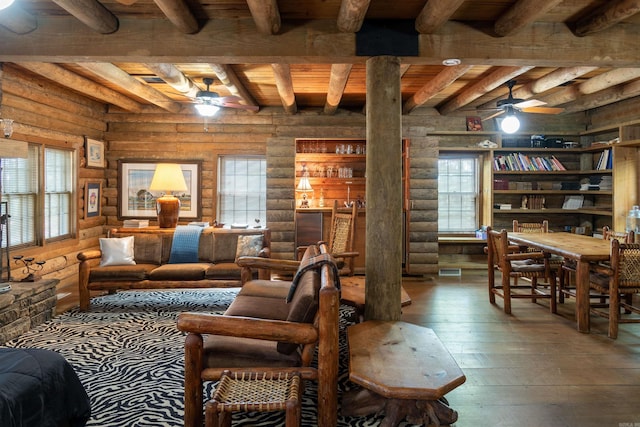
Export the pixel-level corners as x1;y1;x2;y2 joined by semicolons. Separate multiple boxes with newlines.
480;80;564;120
194;77;258;116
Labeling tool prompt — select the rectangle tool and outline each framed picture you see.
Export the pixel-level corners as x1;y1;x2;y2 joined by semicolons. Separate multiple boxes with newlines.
117;160;202;220
85;181;102;218
466;116;483;132
85;137;106;168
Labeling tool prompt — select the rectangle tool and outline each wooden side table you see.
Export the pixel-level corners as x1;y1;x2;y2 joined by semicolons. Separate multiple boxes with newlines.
205;370;301;427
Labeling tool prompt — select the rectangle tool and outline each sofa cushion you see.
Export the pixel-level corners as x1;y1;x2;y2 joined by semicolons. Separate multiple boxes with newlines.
133;234;163;265
198;229;214;262
212;232;240;262
148;263;211;281
235;235;264;262
203;335;301;369
89;264;156;281
237;280;290;299
205;262;243;280
99;236;135;267
224;294;289;320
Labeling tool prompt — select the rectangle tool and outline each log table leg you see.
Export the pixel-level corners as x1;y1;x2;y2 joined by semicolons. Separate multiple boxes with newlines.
342;387;459;427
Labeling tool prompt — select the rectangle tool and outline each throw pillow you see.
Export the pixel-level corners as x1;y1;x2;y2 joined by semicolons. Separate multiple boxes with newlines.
99;236;136;267
234;235;264;262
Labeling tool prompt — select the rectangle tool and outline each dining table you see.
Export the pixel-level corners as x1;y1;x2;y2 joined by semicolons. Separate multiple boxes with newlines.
507;232;612;333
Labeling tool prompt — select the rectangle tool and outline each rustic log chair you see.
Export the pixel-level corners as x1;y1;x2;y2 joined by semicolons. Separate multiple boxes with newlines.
296;200;359;276
177;243;340;427
511;220;563;285
486;226;557;314
559;226;635;303
588;239;640;339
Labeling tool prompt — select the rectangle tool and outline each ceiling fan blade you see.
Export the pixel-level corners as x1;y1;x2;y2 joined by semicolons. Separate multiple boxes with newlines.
514;99;546;109
482;109;505;120
520;106;564;114
217;102;260;112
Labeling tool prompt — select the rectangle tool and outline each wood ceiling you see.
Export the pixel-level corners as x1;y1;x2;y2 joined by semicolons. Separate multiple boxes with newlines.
1;0;640;118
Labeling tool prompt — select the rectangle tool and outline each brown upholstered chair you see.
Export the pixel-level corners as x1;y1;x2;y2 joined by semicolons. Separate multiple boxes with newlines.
177;243;340;427
486;226;557;314
588;239;640;339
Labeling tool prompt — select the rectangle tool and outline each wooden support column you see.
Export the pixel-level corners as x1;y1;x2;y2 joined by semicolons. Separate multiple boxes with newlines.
364;56;402;322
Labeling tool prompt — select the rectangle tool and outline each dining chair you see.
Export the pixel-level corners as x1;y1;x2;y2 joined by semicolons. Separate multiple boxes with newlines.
486;227;557;314
588;239;640;339
559;226;635;303
512;219;563;284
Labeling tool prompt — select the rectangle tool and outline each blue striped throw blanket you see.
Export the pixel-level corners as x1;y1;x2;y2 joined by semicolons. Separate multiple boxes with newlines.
168;225;203;263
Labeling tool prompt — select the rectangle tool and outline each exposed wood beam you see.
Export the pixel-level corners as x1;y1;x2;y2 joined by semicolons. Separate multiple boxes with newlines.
575;0;640;37
494;0;563;36
246;0;280;35
562;78;640;113
415;0;465;34
78;62;182;113
0;3;37;34
144;63;200;98
438;66;534;115
208;64;259;110
14;62;143;112
337;0;371;32
271;63;297;114
540;68;640;106
324;64;353;115
403;65;472;114
153;0;199;34
50;0;119;34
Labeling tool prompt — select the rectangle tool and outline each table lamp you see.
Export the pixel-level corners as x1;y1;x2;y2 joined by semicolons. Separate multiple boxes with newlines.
149;163;188;228
296;165;313;208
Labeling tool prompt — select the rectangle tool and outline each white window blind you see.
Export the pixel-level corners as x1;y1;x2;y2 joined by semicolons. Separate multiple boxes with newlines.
217;155;266;226
438;155;480;233
45;147;73;240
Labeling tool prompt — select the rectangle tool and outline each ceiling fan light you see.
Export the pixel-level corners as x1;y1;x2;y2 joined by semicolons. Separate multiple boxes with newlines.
501;114;520;134
0;0;14;10
195;103;220;117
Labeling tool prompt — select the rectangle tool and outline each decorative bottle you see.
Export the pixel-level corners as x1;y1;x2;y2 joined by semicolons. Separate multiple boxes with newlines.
318;188;325;207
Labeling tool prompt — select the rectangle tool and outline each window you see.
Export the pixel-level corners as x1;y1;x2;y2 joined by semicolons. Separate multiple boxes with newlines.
217;155;266;226
1;144;75;248
438;155;480;233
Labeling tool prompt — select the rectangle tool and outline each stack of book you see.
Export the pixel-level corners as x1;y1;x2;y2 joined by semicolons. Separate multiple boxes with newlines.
123;219;149;228
595;148;612;170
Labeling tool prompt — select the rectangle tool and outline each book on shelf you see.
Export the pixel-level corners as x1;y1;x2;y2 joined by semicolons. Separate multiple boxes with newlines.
493;153;566;171
595;148;612;170
562;195;584;209
123;219;149;228
188;221;210;227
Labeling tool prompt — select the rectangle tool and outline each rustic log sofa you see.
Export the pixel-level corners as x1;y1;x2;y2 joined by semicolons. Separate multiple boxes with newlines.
177;242;340;427
77;226;271;311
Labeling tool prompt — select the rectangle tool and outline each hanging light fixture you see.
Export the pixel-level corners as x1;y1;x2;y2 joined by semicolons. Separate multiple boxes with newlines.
194;78;221;117
0;0;15;10
500;106;520;134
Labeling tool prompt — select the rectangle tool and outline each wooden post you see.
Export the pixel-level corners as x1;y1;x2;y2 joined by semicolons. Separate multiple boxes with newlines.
365;56;402;321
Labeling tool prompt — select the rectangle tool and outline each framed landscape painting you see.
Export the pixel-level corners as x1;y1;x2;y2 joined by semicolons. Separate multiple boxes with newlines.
117;160;202;220
85;137;106;168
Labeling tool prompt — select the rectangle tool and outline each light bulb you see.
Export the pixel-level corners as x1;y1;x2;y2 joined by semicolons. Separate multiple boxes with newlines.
194;103;220;117
501;115;520;134
0;0;15;10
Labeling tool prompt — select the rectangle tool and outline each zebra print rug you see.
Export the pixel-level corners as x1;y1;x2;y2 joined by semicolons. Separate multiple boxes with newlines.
6;289;394;427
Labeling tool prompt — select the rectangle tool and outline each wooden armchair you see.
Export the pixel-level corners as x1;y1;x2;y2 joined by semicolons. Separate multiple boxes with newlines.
487;227;557;314
177;243;340;427
588;239;640;338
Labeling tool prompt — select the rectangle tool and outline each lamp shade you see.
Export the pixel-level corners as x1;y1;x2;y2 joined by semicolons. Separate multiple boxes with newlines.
0;0;15;10
149;164;189;228
296;176;313;192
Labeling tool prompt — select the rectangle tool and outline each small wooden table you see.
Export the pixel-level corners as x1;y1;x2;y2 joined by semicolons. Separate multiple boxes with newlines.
508;232;611;333
344;320;465;426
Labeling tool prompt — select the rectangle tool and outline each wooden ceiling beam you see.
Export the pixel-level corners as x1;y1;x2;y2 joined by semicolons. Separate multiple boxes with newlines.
78;62;182;113
438;66;534;115
415;0;465;34
562;78;640;113
403;65;472;114
575;0;640;37
14;62;143;112
208;64;259;110
540;68;640;106
324;64;353;115
337;0;371;32
0;3;37;34
144;63;200;98
246;0;281;35
50;0;118;34
153;0;199;34
271;64;297;114
494;0;563;36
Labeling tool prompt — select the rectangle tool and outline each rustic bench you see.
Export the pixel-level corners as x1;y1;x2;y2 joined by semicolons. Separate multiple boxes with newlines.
343;320;465;426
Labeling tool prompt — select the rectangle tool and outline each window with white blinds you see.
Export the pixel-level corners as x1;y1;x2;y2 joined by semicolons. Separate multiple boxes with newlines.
1;144;75;248
438;155;480;233
217;155;266;226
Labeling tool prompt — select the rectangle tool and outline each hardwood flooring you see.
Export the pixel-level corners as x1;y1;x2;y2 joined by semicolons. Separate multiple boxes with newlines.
400;273;640;427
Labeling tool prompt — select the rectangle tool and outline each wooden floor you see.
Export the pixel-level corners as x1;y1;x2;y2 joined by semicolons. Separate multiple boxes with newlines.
400;272;640;427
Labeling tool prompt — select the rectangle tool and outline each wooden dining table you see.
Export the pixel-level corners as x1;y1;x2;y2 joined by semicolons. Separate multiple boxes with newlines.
507;232;612;333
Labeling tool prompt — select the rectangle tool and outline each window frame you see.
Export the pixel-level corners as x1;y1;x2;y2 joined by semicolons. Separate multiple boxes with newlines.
437;153;483;234
216;155;267;227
